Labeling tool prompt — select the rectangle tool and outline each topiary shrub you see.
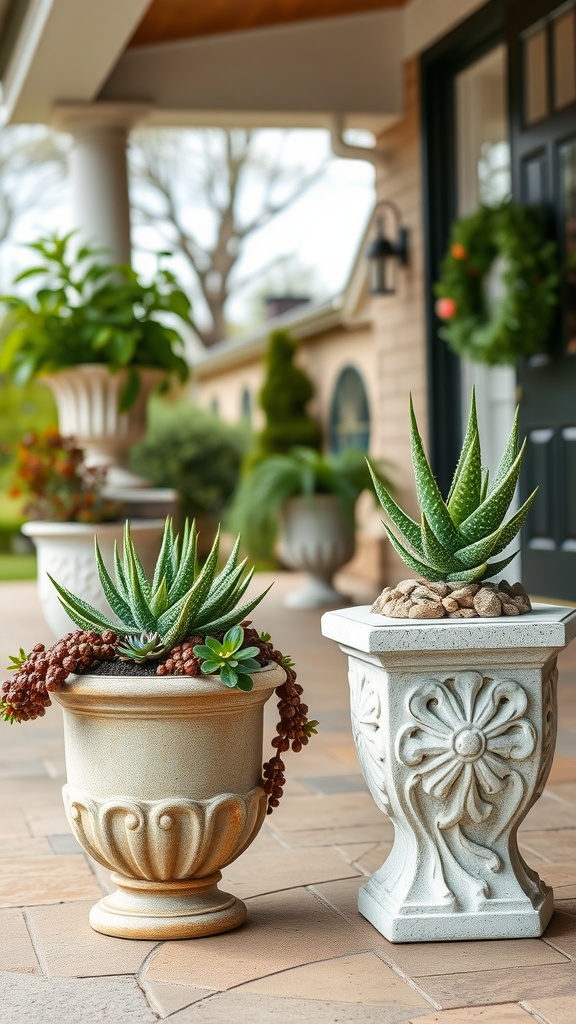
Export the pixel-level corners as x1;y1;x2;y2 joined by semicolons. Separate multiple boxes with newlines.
247;329;321;468
130;399;250;526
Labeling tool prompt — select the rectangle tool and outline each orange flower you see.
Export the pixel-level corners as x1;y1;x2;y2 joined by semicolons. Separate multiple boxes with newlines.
451;243;468;260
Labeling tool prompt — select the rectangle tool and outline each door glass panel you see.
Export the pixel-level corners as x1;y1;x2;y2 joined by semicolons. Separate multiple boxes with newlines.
455;45;518;572
524;26;549;124
553;8;576;109
560;138;576;352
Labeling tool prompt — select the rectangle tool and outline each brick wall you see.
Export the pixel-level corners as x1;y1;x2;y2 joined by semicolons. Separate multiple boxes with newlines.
371;58;428;583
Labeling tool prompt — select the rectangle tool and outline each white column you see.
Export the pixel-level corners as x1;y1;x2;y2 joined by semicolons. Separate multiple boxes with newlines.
51;103;150;265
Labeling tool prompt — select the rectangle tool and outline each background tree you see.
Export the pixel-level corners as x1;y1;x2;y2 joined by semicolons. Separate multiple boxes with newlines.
130;128;330;347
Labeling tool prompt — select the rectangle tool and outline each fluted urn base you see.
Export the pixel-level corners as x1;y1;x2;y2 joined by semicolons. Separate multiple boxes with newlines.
90;871;246;940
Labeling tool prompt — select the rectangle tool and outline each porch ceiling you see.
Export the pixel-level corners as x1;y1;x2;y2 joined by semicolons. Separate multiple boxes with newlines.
129;0;408;47
98;9;404;133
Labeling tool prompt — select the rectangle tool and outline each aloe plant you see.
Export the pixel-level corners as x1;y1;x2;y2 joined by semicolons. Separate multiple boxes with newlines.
368;391;537;583
48;518;270;659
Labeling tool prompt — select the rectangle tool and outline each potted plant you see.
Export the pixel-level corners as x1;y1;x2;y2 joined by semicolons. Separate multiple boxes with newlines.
0;233;190;487
10;428;163;636
233;446;393;608
1;517;317;939
321;391;576;942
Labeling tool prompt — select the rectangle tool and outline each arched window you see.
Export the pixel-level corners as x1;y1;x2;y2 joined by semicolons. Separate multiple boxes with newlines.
240;387;252;426
210;397;220;418
329;366;370;454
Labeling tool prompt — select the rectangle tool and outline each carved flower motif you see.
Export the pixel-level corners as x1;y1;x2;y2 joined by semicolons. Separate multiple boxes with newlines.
397;671;536;828
349;664;389;811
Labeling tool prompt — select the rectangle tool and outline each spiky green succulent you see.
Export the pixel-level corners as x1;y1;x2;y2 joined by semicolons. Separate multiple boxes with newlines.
117;631;165;663
368;391;537;583
48;518;270;660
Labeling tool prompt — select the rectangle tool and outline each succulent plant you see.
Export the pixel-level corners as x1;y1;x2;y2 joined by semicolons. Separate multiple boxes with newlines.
193;626;262;692
48;518;270;661
368;391;537;583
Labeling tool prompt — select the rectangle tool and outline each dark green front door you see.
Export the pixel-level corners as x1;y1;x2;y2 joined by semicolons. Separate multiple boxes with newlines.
509;0;576;599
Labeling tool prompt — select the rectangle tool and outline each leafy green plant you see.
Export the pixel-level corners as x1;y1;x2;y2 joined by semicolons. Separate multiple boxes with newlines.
131;399;250;521
232;446;393;558
368;391;536;583
246;329;321;468
0;233;190;410
48;517;270;660
193;626;262;692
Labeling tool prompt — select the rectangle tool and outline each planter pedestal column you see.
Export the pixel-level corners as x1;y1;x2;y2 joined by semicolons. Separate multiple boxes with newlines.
321;604;576;942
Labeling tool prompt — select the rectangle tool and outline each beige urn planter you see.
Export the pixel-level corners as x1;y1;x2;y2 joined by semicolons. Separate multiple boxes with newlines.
43;365;163;488
22;520;164;638
277;494;356;608
54;662;285;939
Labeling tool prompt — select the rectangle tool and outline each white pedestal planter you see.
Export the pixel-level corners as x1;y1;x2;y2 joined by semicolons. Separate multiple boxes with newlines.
277;494;355;609
43;365;163;488
321;603;576;942
54;663;285;939
22;520;164;638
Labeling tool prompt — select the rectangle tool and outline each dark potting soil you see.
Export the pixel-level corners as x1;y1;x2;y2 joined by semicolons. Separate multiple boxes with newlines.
76;658;172;678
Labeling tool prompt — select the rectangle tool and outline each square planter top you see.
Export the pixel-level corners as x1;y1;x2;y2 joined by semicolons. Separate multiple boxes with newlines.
321;603;576;655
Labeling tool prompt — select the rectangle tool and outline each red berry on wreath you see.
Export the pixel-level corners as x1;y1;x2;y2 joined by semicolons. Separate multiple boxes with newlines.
451;243;468;260
436;297;457;320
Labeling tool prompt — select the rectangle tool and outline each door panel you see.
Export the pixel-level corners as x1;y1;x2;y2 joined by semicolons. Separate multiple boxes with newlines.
509;0;576;599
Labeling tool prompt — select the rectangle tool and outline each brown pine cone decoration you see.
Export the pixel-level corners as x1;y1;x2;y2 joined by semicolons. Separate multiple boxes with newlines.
156;637;203;677
1;629;117;723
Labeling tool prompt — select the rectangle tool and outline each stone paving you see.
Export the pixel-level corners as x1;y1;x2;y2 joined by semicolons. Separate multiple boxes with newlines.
0;575;575;1024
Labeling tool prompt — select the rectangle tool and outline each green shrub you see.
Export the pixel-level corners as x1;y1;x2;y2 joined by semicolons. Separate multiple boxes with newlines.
131;399;250;521
247;329;321;468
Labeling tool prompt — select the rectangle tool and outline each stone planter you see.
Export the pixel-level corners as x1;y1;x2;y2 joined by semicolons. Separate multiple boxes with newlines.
43;365;163;488
321;603;576;942
277;494;355;609
22;520;164;638
53;662;285;939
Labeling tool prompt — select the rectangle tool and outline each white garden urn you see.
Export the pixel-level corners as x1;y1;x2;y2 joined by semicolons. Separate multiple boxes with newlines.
54;662;285;939
22;520;164;638
321;603;576;942
277;494;355;609
43;365;163;488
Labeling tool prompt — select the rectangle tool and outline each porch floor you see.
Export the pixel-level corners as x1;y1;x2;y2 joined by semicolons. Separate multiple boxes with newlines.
1;575;575;1024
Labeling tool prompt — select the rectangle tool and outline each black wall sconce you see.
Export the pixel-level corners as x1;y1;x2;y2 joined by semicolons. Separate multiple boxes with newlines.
366;200;409;295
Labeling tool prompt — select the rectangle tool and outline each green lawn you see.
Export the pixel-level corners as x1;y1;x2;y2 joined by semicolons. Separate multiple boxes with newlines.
0;555;37;581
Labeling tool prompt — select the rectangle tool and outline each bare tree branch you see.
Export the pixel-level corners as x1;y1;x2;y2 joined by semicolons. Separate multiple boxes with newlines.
130;128;330;348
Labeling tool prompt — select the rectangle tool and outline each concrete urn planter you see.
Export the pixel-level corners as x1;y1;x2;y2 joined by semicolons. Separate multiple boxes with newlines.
22;520;164;638
321;603;576;942
277;494;355;609
43;365;163;488
54;662;285;939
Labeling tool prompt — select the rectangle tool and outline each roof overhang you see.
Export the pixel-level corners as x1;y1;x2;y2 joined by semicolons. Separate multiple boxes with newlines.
1;0;489;130
98;10;404;134
1;3;403;131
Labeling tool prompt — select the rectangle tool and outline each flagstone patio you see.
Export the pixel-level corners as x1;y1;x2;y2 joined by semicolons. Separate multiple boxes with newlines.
0;574;575;1024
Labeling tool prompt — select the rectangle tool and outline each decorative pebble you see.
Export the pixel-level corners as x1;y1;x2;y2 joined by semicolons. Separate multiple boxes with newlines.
372;579;532;620
473;589;502;617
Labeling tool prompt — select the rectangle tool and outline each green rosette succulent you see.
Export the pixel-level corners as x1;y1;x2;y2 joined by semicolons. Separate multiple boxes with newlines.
368;391;537;583
48;517;271;660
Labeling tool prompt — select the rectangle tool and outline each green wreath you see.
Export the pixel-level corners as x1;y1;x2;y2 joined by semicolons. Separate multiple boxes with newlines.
434;202;560;365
